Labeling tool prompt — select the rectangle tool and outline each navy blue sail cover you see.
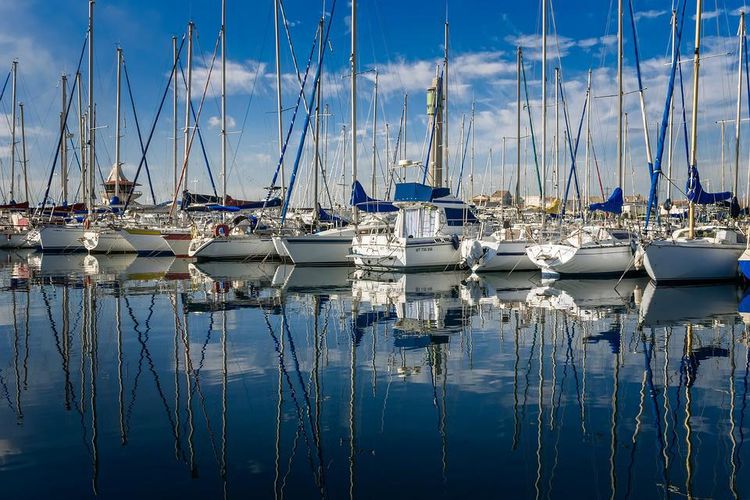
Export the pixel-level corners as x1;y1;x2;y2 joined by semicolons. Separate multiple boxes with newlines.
350;180;397;213
589;187;624;215
686;166;731;205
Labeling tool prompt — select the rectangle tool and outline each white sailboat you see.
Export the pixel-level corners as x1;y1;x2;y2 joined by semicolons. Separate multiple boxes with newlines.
642;0;744;283
273;226;355;266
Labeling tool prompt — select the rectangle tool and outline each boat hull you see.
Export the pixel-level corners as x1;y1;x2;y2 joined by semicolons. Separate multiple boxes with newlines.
121;227;174;256
352;235;462;271
274;231;353;266
461;239;536;272
83;229;136;253
526;242;637;278
162;231;192;258
0;230;35;249
38;225;87;253
643;239;744;283
188;234;277;260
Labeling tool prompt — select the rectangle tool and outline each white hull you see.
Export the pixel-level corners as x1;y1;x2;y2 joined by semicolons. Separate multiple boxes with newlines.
639;281;740;326
274;228;354;265
188;234;277;260
38;225;87;252
120;227;173;256
83;228;136;253
352;235;462;271
461;239;536;272
0;230;35;249
162;231;192;258
643;239;744;283
526;242;636;277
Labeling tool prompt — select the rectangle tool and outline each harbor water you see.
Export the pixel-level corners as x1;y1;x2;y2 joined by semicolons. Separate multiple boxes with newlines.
0;250;749;498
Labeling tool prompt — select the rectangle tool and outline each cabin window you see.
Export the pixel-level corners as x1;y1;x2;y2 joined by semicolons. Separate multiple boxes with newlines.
403;207;437;238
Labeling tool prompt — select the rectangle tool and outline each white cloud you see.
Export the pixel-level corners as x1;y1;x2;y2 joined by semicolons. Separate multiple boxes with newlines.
208;115;237;129
634;10;668;22
191;59;269;98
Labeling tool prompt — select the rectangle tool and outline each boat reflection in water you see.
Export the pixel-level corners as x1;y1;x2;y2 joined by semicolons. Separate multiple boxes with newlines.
1;253;750;498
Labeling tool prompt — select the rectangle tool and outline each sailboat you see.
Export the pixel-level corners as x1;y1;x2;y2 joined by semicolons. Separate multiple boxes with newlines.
642;0;745;283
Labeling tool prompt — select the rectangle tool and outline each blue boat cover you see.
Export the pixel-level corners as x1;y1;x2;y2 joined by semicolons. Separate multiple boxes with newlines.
350;181;397;213
318;207;349;226
589;187;624;215
394;182;434;202
686;166;732;204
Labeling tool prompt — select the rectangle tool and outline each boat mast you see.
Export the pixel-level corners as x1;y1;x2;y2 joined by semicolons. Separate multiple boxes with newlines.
516;47;521;206
77;72;85;206
470;98;475;200
443;18;449;188
734;12;745;197
371;69;378;198
61;74;69;204
617;0;624;189
114;47;123;202
19;102;28;203
554;66;559;200
541;0;547;225
183;21;194;194
87;0;95;214
351;0;358;225
274;0;285;199
313;10;324;220
667;10;676;202
173;36;179;198
585;69;592;207
9;60;17;203
688;0;703;239
221;0;228;205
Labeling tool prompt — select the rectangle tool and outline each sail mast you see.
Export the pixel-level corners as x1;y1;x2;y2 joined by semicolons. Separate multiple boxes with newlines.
733;12;745;196
351;0;358;225
371;69;378;198
667;9;676;202
688;0;703;239
61;74;69;204
114;47;123;202
274;0;285;199
87;0;95;213
9;60;17;203
221;0;227;205
19;102;28;204
183;22;194;194
172;36;179;198
541;0;547;223
313;10;324;221
516;47;521;206
617;0;624;189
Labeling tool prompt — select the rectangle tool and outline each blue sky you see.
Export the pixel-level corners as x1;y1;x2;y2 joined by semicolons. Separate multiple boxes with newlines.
0;0;748;205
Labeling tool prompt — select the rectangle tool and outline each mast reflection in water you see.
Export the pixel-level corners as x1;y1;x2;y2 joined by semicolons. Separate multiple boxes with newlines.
0;250;749;498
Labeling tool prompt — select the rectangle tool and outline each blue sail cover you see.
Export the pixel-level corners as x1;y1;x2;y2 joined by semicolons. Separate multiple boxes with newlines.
350;180;397;213
589;187;624;214
686;166;732;204
318;207;349;226
394;182;434;202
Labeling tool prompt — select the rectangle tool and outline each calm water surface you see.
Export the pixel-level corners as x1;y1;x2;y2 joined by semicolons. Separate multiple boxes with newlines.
0;250;748;499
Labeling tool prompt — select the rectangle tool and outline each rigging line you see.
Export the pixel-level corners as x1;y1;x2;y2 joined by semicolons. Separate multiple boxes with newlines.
521;57;543;195
168;33;220;218
37;36;87;217
126;35;187;213
122;61;157;205
178;61;218;198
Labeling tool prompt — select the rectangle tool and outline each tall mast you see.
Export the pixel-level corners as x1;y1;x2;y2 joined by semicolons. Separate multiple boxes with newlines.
77;72;85;206
443;18;449;186
554;66;559;200
183;22;194;194
274;0;285;198
585;69;592;206
351;0;358;225
371;69;378;198
172;36;179;198
19;102;28;203
734;12;745;196
60;74;69;204
688;0;703;239
470;98;475;200
541;0;547;222
221;0;228;204
516;47;521;206
617;0;624;189
403;93;408;160
667;10;676;202
87;0;95;213
114;47;123;201
313;11;323;220
9;60;17;203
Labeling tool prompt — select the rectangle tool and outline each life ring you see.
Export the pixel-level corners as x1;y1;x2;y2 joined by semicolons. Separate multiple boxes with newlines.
213;223;230;238
83;218;91;230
